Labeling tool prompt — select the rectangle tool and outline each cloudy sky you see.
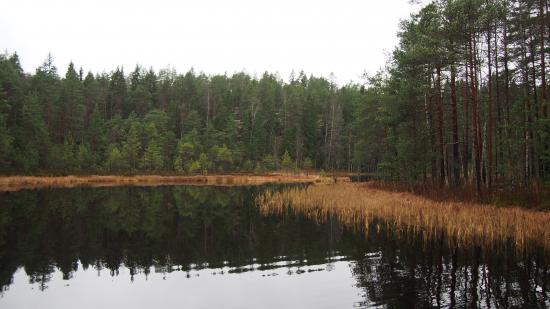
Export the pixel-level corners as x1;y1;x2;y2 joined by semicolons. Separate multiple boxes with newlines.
1;0;421;83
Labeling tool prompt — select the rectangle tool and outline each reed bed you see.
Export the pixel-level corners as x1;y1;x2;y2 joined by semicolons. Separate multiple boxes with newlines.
0;174;332;192
257;183;550;251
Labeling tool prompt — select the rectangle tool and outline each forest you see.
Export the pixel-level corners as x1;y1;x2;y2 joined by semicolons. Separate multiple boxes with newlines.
0;53;360;175
0;0;549;194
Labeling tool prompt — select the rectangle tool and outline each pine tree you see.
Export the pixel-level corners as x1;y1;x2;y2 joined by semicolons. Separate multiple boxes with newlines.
15;94;49;171
105;145;126;172
141;139;163;171
61;62;85;142
122;121;142;170
281;150;293;171
303;157;313;170
141;123;163;171
0;87;13;170
173;139;194;173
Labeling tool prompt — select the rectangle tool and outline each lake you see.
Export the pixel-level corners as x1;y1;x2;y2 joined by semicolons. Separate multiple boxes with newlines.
0;185;548;308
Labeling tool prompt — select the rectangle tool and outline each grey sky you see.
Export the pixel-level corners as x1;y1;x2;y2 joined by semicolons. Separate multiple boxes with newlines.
1;0;421;83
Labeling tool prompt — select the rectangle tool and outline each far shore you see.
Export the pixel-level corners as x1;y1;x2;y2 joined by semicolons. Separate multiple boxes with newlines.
0;173;353;192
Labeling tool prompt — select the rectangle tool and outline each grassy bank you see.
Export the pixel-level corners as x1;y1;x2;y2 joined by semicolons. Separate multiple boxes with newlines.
366;180;550;210
257;183;550;251
0;173;342;192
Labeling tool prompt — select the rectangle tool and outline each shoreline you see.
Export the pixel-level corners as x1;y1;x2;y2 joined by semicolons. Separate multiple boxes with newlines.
0;174;347;192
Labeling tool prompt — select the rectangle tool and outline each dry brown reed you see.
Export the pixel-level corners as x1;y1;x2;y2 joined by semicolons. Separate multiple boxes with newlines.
257;183;550;251
0;174;333;192
366;180;550;209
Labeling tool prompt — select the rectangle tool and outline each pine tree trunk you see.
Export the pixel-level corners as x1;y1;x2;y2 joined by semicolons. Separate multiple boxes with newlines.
540;0;547;118
450;64;460;186
425;90;437;185
487;26;494;191
463;60;470;182
503;17;513;184
494;20;502;183
469;30;482;195
436;66;446;186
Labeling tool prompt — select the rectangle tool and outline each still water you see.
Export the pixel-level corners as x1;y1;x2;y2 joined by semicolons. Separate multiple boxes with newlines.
0;185;548;308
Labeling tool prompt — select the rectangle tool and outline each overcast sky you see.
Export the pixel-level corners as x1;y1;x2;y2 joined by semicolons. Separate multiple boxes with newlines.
1;0;421;84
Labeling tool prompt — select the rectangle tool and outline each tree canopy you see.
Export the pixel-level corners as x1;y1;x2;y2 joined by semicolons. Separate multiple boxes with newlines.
0;0;549;193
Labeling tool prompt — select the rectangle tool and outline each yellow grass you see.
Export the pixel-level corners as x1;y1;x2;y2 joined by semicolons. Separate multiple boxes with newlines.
0;174;335;192
257;183;550;251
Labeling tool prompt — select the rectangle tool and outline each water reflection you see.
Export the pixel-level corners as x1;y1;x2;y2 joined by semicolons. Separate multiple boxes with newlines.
0;185;548;308
348;226;549;308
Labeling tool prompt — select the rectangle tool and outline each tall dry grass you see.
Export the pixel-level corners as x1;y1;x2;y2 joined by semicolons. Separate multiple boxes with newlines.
366;180;550;210
257;183;550;251
0;174;332;192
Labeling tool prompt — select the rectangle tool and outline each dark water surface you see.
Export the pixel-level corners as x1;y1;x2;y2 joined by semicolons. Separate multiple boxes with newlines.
0;185;548;308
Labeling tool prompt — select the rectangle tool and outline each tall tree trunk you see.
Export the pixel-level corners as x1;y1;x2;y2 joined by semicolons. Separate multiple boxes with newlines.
494;20;502;183
520;24;532;185
529;28;540;181
425;90;437;185
206;85;210;129
540;0;548;118
503;16;513;184
487;24;494;191
180;98;185;138
327;98;335;170
463;60;470;182
469;29;482;195
450;63;460;186
436;66;446;186
540;0;548;180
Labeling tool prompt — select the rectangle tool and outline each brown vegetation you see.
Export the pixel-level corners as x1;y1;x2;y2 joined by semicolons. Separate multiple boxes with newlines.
257;183;550;251
0;173;334;192
366;180;550;210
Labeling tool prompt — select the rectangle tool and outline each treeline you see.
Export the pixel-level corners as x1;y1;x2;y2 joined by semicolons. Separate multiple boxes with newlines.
359;0;550;192
1;0;549;193
0;53;362;174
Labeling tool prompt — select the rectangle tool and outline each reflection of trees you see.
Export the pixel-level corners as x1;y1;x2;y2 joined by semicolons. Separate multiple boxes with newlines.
0;185;349;291
0;186;547;307
349;223;550;308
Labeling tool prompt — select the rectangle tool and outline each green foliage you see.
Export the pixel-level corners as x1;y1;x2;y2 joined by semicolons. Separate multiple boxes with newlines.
173;139;194;172
262;155;276;171
174;156;184;173
210;145;233;171
253;162;263;175
77;144;96;171
14;94;49;171
3;20;549;191
242;159;254;172
140;123;163;171
303;157;313;170
198;153;211;174
122;121;142;170
187;160;201;174
281;150;293;171
0;52;367;174
105;145;127;172
59;137;77;172
141;141;163;171
0;118;13;170
0;94;13;170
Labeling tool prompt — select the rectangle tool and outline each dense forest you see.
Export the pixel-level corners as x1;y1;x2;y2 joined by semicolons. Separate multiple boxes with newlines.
368;0;550;192
0;0;549;193
0;54;361;175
